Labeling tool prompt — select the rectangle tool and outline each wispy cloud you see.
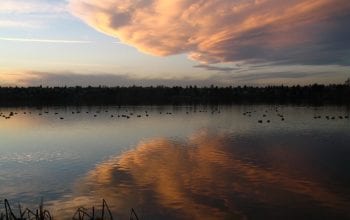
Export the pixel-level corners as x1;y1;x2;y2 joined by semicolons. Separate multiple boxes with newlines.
69;0;350;65
193;64;240;73
0;0;66;14
1;67;349;87
0;0;70;30
0;37;91;44
0;20;43;28
112;41;129;46
16;72;217;87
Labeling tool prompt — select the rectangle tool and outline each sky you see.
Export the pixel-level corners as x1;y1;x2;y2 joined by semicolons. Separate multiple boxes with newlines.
0;0;350;87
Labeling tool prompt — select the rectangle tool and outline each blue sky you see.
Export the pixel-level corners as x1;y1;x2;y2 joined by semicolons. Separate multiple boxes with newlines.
0;0;349;86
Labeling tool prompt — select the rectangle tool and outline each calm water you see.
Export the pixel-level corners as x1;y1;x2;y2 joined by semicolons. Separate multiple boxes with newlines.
0;105;350;219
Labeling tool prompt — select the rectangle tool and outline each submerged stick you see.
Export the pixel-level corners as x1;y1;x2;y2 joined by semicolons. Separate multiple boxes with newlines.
130;208;139;220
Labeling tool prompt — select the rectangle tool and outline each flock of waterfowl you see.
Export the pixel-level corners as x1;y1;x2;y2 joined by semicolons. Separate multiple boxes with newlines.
0;107;222;120
241;107;284;124
0;107;349;124
0;109;151;120
241;106;349;124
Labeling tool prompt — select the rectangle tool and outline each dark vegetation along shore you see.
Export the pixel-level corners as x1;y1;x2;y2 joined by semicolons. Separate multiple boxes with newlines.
0;83;350;106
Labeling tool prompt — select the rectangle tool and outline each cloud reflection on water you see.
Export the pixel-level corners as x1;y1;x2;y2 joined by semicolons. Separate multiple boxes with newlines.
50;129;349;219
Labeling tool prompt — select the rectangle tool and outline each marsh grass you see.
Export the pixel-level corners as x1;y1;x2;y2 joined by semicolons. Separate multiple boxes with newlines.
0;199;139;220
0;199;51;220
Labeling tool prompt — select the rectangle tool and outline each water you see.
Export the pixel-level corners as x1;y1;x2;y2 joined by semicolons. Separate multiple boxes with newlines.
0;105;350;219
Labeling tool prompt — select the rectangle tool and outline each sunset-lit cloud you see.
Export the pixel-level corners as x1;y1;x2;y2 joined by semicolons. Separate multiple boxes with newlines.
69;0;350;64
1;0;349;86
0;70;40;86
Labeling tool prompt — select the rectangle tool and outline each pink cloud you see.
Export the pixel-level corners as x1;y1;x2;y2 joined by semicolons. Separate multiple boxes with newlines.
69;0;350;64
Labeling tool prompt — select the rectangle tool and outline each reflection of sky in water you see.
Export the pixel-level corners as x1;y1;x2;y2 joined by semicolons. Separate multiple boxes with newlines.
0;106;350;219
49;130;350;219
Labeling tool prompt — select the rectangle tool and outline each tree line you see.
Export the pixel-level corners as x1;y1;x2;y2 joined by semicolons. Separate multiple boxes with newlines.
0;84;349;106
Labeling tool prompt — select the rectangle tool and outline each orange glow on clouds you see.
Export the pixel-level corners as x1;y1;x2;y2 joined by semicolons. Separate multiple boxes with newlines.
69;0;350;64
0;70;40;86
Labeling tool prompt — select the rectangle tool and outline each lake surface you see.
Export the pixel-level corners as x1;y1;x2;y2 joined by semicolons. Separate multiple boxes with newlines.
0;105;350;219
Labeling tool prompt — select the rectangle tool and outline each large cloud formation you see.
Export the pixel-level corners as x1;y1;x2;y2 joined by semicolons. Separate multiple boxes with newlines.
69;0;350;64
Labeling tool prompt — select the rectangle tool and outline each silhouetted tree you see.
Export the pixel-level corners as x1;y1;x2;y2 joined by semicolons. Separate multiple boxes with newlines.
345;78;350;86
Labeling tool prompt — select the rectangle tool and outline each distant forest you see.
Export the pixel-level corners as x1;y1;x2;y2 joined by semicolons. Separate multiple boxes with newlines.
0;83;349;106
